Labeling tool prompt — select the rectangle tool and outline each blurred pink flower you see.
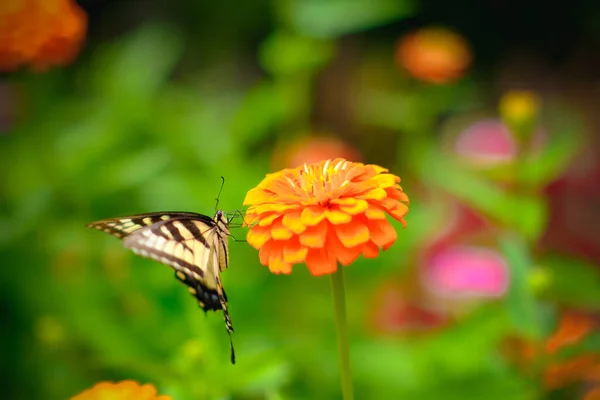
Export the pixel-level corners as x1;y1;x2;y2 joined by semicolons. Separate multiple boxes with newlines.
453;118;546;166
455;119;516;164
422;245;509;299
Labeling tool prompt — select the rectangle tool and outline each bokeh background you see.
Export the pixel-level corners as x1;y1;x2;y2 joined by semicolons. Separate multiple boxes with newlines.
2;0;600;399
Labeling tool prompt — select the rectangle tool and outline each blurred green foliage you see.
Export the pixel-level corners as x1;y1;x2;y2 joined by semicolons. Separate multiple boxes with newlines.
1;0;600;399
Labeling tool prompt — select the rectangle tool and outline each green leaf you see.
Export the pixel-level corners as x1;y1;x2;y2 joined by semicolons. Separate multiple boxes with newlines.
540;254;600;309
259;32;334;76
284;0;416;38
418;150;548;240
499;234;541;339
89;24;183;108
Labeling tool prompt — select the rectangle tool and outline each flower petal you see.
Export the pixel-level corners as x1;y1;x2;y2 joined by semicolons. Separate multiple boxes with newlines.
282;210;307;234
324;208;352;224
328;232;362;266
333;198;368;215
247;226;271;248
305;248;337;276
300;206;326;226
299;221;328;248
335;221;369;247
258;213;281;227
271;221;293;240
368;219;397;250
362;241;380;258
364;204;387;220
359;187;387;201
283;238;308;264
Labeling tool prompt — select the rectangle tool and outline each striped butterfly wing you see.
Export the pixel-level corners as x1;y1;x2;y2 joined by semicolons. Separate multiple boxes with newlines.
87;211;236;363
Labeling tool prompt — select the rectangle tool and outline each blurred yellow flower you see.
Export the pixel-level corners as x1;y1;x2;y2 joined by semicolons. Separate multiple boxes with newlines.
243;158;409;276
499;90;540;141
0;0;87;72
499;90;540;125
395;27;471;84
71;380;171;400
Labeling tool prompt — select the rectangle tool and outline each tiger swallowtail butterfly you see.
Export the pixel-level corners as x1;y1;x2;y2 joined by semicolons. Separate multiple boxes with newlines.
87;209;237;364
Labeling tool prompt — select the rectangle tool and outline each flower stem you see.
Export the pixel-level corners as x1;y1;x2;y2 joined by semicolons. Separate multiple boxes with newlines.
330;266;354;400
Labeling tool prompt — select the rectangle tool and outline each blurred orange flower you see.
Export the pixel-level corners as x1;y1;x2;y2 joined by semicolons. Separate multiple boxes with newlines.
395;27;471;84
505;310;600;392
243;158;409;276
585;387;600;400
546;312;594;354
71;380;171;400
0;0;87;72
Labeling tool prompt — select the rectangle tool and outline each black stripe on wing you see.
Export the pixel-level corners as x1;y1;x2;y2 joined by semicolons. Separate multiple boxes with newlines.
121;218;218;280
86;212;214;239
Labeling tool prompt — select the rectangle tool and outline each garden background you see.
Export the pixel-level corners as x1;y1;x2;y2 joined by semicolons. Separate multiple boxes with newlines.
1;0;600;399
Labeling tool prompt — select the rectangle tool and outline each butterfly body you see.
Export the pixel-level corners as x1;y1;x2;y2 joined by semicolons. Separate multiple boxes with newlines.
87;209;236;363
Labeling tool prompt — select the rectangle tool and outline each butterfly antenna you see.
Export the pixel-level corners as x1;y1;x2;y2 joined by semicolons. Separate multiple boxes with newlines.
215;176;225;212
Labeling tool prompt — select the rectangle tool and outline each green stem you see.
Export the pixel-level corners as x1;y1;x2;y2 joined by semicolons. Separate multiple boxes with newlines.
330;266;354;400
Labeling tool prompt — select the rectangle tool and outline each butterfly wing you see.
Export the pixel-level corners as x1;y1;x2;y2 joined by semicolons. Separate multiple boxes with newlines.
87;212;231;317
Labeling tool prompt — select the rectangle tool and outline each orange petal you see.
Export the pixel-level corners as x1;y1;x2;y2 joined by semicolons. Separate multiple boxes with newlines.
271;220;293;240
335;220;369;247
328;231;362;266
253;203;298;214
368;219;397;250
386;186;409;202
282;210;307;234
283;241;308;264
247;226;271;248
372;173;398;188
364;204;387;220
305;248;337;276
268;256;292;274
362;241;380;258
258;213;281;227
258;240;275;265
324;208;352;224
299;221;328;248
333;198;368;215
243;187;272;205
359;187;387;201
388;203;409;225
300;206;326;226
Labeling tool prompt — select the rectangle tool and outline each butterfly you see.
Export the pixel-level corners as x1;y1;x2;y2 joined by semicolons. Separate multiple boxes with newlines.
87;207;238;364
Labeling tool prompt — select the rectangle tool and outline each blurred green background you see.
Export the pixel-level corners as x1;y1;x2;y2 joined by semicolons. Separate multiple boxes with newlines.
2;0;600;399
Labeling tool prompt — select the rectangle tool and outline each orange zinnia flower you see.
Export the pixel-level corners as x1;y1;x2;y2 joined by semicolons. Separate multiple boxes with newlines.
0;0;87;72
243;158;409;276
395;27;471;84
71;380;171;400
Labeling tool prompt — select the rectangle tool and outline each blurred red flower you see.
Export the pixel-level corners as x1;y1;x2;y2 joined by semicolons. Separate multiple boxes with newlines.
395;27;471;84
243;158;409;275
272;136;362;170
370;283;448;335
71;380;171;400
0;0;87;72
